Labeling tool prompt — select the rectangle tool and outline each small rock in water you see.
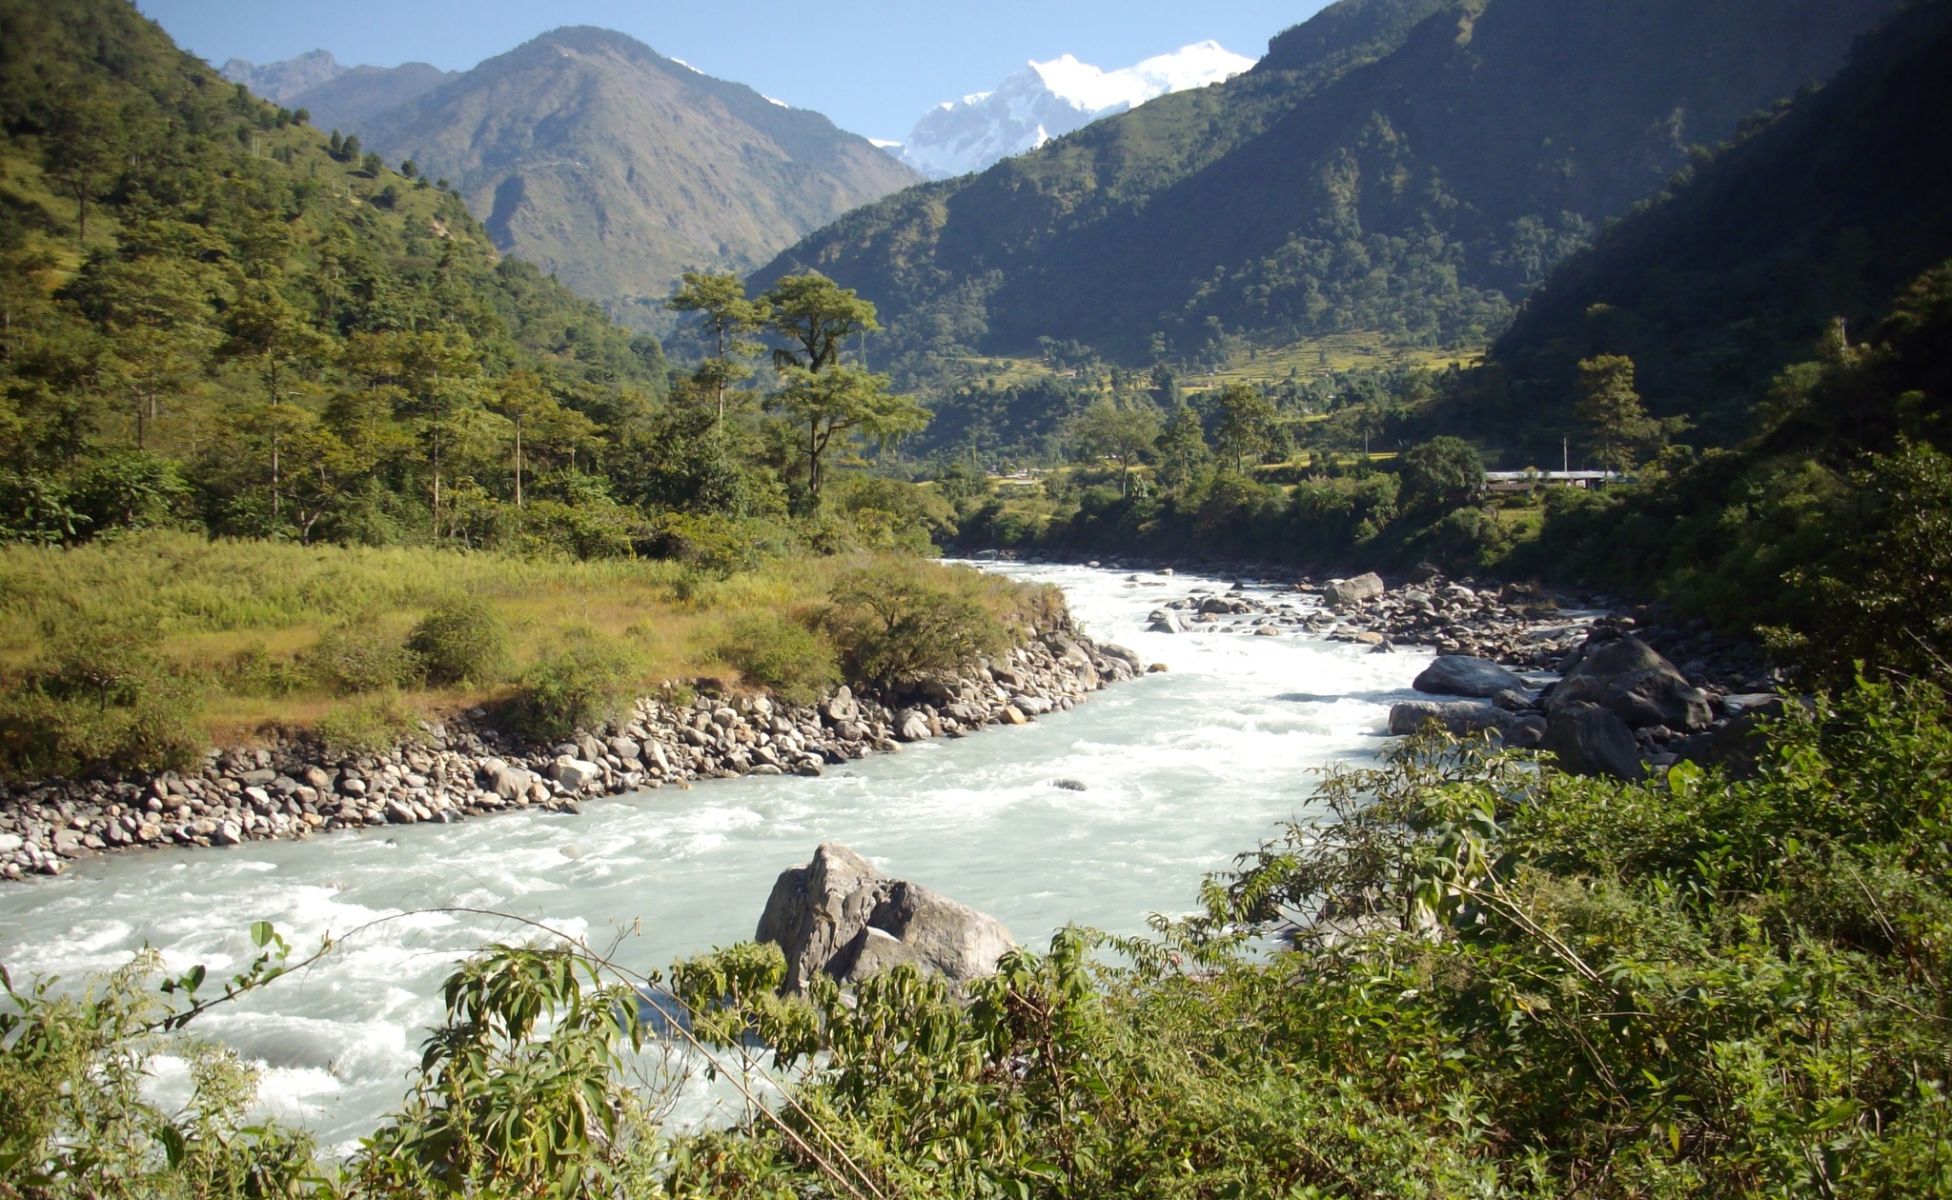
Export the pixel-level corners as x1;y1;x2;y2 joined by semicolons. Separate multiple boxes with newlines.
1052;779;1088;792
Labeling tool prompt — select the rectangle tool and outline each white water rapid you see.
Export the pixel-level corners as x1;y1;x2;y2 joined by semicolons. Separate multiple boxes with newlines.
0;563;1434;1153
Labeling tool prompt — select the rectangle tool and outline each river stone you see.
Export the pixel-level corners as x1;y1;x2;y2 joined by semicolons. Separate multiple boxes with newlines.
0;833;22;855
1541;702;1647;781
1324;572;1385;609
1413;656;1529;699
1388;700;1514;737
895;709;933;742
549;757;602;789
211;820;243;846
756;843;1015;994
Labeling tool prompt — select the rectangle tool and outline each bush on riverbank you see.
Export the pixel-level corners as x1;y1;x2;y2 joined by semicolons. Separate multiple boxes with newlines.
8;677;1950;1196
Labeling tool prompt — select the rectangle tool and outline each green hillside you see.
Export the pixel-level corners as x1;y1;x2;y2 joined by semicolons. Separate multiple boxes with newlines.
756;0;1897;378
1475;0;1952;447
0;0;667;547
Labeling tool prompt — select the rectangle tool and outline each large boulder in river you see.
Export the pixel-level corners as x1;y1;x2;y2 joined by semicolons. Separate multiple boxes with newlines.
1541;702;1646;781
1548;634;1711;732
756;844;1015;994
1324;572;1386;609
1388;700;1514;737
1413;655;1529;699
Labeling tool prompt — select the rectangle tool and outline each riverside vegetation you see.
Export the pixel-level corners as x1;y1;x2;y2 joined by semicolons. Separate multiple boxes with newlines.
5;678;1951;1197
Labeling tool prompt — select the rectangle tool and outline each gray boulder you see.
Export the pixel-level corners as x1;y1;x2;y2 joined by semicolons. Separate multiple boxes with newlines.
756;843;1015;994
1388;700;1514;737
549;757;602;789
1541;702;1646;781
1324;572;1385;609
1549;635;1710;732
1413;655;1529;699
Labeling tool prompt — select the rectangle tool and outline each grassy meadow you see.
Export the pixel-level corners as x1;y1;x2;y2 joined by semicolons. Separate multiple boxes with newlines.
0;533;1045;753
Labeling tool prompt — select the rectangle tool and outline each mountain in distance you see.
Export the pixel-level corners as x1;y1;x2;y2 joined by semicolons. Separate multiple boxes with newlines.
218;47;345;100
757;0;1903;375
218;50;458;141
898;40;1254;180
348;26;918;330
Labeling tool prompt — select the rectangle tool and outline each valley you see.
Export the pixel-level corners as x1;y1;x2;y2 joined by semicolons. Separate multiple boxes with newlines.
2;0;1950;1194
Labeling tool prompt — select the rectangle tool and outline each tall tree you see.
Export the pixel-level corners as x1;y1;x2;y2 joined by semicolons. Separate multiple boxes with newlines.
769;365;928;509
1068;398;1161;497
764;273;879;374
666;272;767;427
1211;383;1279;474
1574;355;1661;472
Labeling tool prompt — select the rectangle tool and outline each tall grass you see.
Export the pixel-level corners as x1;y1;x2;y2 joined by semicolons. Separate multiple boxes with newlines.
0;533;1047;758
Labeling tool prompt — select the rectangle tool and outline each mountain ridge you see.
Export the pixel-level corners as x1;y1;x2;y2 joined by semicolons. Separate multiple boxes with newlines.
348;25;918;331
756;0;1901;374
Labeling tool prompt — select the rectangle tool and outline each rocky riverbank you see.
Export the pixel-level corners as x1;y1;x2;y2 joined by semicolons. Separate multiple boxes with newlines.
1130;563;1782;781
0;626;1146;881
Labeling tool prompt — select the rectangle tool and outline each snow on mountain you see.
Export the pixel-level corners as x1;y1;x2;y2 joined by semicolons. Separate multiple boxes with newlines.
898;40;1253;179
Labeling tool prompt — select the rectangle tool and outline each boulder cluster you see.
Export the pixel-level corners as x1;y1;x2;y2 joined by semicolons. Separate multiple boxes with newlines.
0;629;1144;881
1136;564;1781;782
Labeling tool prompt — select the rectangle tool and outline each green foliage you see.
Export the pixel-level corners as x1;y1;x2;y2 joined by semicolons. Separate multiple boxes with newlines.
504;633;641;742
350;944;654;1198
0;621;204;778
406;598;512;687
1396;434;1486;511
716;611;840;706
313;692;426;760
823;559;1015;686
0;924;322;1199
303;618;419;695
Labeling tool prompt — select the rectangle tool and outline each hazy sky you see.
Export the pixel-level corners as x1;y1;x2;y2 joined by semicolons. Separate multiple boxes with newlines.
136;0;1332;142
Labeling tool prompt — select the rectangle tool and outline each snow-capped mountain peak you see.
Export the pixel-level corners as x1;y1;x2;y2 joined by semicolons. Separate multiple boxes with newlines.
899;40;1253;179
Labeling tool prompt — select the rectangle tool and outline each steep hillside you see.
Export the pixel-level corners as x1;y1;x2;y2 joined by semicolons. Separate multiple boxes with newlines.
1476;0;1952;446
0;0;666;544
757;0;1898;373
357;27;919;330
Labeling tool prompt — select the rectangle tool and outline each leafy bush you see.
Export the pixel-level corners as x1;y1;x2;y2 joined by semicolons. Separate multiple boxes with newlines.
313;693;425;758
717;612;840;706
0;631;205;779
217;642;310;699
503;633;641;742
406;599;512;687
304;618;419;695
823;560;1013;686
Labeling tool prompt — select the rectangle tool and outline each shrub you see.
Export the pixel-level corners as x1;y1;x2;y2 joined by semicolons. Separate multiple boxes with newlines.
0;634;206;779
305;618;419;695
407;599;512;687
314;692;425;758
823;560;1013;687
503;634;641;742
717;613;840;706
218;642;309;698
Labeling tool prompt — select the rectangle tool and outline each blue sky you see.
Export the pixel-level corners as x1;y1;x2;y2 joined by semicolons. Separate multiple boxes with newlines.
136;0;1332;142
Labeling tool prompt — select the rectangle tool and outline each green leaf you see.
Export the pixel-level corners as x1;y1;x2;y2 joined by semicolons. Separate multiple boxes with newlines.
251;919;275;948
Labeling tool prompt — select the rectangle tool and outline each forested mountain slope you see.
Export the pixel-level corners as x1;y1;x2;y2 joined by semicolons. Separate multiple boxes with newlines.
1475;0;1952;446
0;0;667;546
756;0;1899;373
355;27;919;331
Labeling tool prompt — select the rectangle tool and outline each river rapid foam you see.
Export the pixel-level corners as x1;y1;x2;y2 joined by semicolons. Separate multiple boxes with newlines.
0;562;1434;1153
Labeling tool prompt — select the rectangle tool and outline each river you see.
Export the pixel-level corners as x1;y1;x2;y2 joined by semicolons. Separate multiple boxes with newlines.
0;562;1434;1153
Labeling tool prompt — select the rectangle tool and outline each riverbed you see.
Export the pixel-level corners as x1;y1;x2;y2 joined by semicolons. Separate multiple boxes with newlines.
0;562;1434;1152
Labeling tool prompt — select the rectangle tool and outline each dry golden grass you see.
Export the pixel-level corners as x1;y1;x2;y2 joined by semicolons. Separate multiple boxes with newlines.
0;533;1033;744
